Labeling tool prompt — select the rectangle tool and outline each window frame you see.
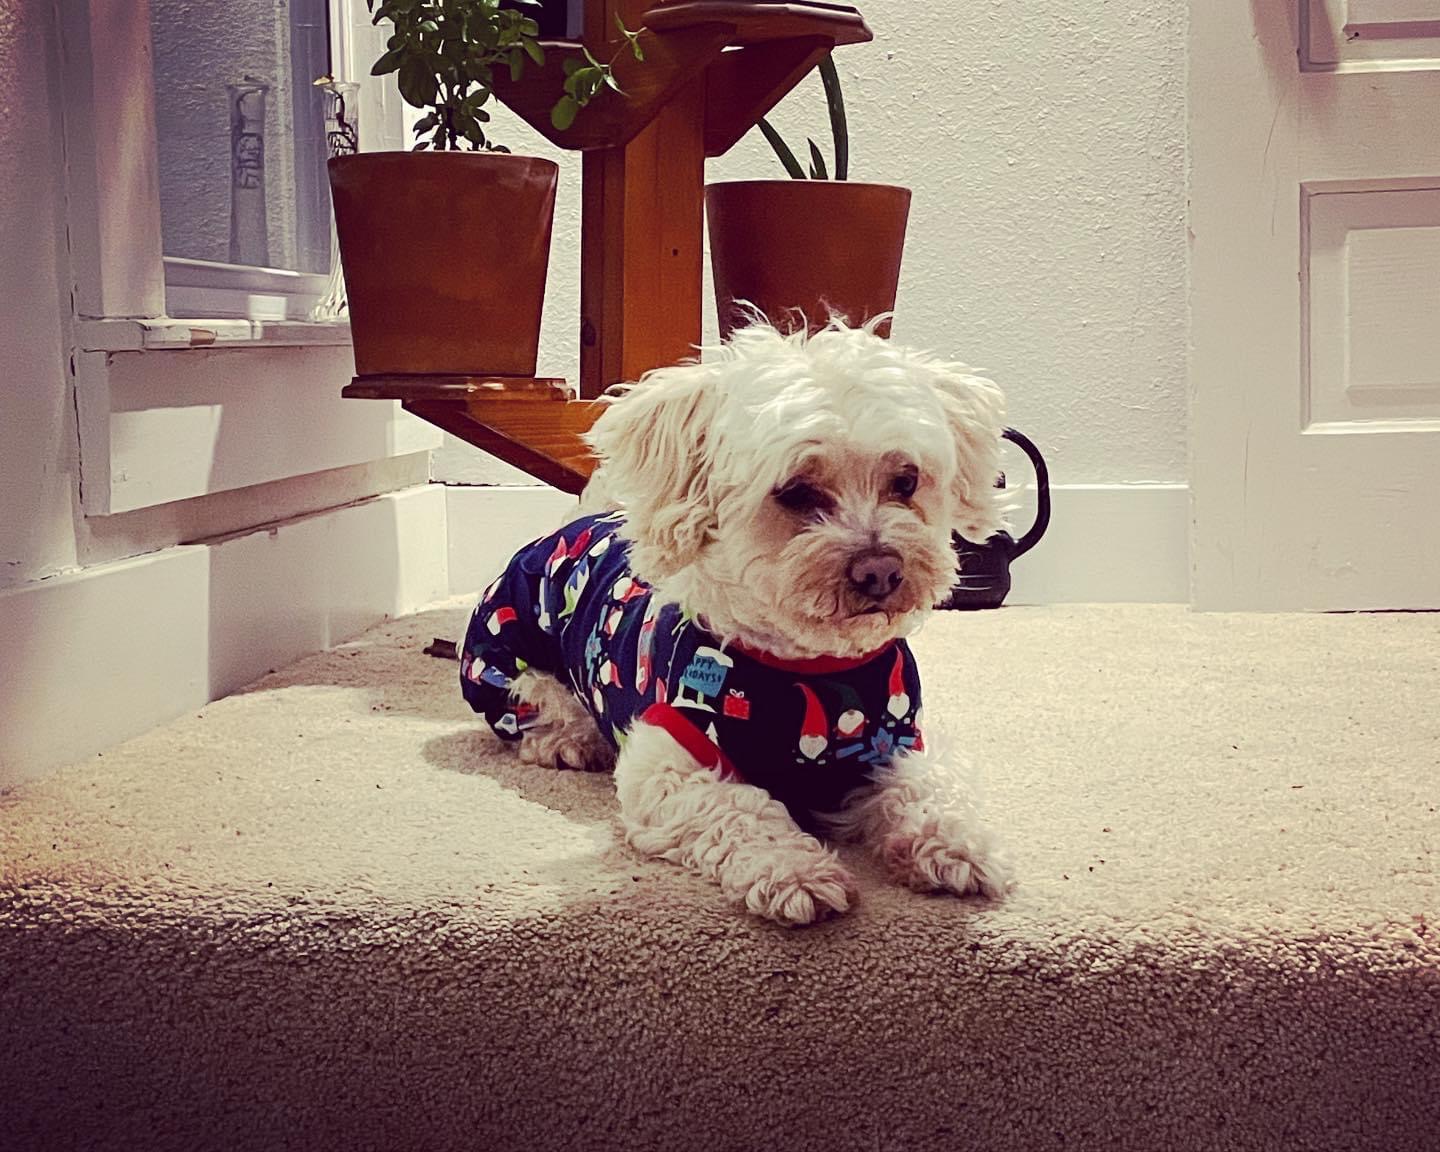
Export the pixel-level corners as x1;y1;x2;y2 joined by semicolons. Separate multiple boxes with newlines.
61;0;404;340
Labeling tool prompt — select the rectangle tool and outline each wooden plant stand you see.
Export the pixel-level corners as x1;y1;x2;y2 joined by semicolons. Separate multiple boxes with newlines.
342;0;871;494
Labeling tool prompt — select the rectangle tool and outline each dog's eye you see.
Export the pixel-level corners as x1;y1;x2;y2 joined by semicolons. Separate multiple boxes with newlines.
774;481;833;517
891;469;919;502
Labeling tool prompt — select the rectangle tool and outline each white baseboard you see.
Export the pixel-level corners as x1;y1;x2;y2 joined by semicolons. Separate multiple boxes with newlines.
0;486;450;785
444;483;1191;606
0;481;1187;783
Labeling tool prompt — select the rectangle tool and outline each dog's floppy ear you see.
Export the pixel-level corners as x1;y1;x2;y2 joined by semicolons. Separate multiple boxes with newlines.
585;360;722;580
930;365;1008;543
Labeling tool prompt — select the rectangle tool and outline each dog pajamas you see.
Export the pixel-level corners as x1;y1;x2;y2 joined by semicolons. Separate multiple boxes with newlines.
461;513;925;826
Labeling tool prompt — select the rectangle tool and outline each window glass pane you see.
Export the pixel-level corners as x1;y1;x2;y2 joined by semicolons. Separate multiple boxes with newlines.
150;0;332;273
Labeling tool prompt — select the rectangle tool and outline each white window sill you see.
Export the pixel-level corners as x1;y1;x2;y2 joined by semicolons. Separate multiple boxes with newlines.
76;317;353;353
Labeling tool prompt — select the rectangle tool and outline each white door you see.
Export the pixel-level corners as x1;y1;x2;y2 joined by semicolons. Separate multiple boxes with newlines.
1190;0;1440;610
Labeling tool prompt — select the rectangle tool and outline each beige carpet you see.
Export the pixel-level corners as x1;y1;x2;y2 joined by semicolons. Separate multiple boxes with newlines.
1;602;1437;1151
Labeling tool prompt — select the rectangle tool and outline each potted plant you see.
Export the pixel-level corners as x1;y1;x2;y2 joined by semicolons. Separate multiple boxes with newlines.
329;0;639;376
706;54;910;339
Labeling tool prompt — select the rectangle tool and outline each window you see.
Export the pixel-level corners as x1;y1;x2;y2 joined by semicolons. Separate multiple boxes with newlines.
64;0;396;343
148;0;338;319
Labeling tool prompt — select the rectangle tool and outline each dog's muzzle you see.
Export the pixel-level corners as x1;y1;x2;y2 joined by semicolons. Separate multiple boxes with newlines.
847;549;904;603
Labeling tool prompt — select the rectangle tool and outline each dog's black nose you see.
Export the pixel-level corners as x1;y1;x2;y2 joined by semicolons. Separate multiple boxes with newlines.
847;550;904;600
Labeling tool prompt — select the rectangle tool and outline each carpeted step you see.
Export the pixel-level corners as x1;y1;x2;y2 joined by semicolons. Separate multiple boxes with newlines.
2;603;1437;1152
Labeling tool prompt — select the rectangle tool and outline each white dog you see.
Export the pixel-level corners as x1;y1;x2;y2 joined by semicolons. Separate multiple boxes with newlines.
460;320;1014;925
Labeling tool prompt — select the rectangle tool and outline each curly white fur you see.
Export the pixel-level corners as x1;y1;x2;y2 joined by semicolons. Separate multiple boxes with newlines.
616;723;858;925
820;731;1013;899
520;319;1015;925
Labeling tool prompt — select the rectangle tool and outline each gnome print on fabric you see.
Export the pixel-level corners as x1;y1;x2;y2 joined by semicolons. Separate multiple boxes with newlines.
536;536;565;634
829;683;870;763
673;647;733;712
790;650;925;768
601;604;624;639
610;571;647;607
794;683;831;764
601;561;645;640
560;553;593;621
595;655;622;692
485;604;518;636
886;648;911;719
634;597;662;695
560;523;617;621
583;619;622;719
534;525;611;633
861;649;923;765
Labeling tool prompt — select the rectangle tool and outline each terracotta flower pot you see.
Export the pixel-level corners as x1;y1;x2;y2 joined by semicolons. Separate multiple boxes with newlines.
706;180;912;340
328;151;558;376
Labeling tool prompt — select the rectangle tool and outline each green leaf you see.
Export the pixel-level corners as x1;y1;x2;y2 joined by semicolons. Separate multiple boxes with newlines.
397;57;438;106
551;95;579;131
367;0;565;150
807;138;829;180
565;66;604;105
371;46;405;76
562;56;583;76
616;18;645;62
397;68;429;105
758;118;807;179
818;53;848;180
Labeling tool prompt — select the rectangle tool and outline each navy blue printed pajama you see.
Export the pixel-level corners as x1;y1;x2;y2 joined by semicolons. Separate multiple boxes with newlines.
460;513;924;827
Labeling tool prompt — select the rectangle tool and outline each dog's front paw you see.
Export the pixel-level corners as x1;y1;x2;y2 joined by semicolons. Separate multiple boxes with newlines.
518;723;614;773
882;822;1014;900
737;849;859;927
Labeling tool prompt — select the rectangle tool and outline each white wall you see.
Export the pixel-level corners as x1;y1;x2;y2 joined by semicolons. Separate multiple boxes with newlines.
0;0;81;587
433;0;1188;488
